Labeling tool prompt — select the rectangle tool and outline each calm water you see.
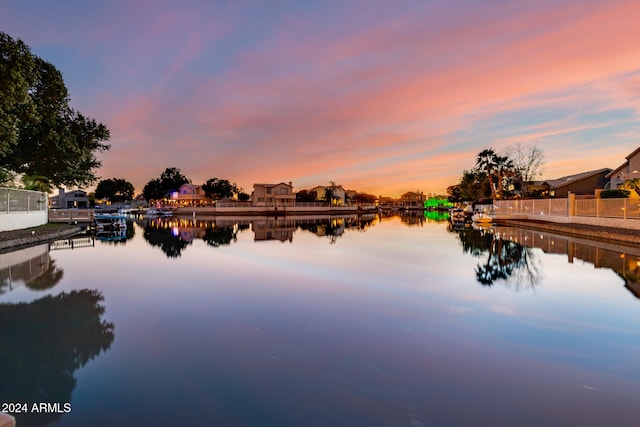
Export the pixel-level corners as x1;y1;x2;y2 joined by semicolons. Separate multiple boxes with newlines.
2;213;640;427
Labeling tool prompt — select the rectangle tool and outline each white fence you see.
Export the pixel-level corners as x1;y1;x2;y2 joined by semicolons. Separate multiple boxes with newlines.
492;196;640;220
0;187;49;231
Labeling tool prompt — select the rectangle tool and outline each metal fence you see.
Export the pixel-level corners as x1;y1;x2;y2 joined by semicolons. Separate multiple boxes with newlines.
0;187;47;213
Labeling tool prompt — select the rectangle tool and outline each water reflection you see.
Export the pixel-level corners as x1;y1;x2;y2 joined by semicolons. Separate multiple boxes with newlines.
0;244;64;294
451;222;640;296
142;215;379;255
95;219;136;244
493;226;640;299
450;224;541;289
0;289;115;426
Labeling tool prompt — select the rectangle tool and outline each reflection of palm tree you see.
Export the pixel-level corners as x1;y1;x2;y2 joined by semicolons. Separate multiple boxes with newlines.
453;227;540;289
0;289;114;426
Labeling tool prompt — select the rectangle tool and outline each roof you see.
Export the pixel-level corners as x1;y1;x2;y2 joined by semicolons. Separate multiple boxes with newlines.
543;168;612;189
253;182;293;188
606;146;640;178
625;146;640;161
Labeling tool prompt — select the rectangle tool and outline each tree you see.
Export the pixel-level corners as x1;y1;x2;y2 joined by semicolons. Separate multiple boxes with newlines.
475;149;498;199
352;192;377;204
296;189;317;202
494;154;515;200
142;167;189;202
0;32;110;188
95;178;135;202
505;142;545;197
202;178;238;200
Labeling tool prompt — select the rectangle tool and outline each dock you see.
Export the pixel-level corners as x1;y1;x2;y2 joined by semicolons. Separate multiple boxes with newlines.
48;208;95;225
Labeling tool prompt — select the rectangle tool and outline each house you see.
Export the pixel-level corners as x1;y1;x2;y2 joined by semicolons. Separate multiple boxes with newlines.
251;182;296;208
377;196;399;207
310;184;347;206
170;183;212;206
528;168;612;197
400;191;426;208
607;147;640;189
49;188;89;208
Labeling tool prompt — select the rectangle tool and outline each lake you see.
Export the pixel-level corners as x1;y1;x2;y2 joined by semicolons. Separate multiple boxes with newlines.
2;213;640;427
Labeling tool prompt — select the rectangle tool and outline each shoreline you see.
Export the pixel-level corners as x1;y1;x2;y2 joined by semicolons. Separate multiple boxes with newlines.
0;224;83;253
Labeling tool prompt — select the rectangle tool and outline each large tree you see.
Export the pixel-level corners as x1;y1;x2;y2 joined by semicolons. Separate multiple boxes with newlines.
0;32;110;189
142;167;189;201
504;142;545;197
95;178;135;202
202;178;238;200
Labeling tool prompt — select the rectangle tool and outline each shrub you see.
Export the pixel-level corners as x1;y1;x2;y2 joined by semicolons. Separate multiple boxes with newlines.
600;189;630;199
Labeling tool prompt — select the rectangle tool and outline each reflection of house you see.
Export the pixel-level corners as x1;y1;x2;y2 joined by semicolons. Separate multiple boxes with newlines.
607;147;640;189
49;188;88;208
400;191;426;208
251;183;296;208
527;168;612;197
252;218;295;242
311;185;347;205
171;184;212;206
0;244;51;293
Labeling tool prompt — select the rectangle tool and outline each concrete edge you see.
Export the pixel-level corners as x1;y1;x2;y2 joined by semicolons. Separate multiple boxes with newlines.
0;226;83;252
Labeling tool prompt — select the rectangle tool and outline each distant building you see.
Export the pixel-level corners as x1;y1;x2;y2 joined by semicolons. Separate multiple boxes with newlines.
310;184;347;206
251;182;296;208
49;188;88;208
400;191;426;208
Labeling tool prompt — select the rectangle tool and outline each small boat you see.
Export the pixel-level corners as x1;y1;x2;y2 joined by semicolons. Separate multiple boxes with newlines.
471;212;493;223
94;214;128;230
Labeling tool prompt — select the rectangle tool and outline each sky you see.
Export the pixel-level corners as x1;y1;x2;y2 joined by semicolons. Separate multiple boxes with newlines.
2;0;640;197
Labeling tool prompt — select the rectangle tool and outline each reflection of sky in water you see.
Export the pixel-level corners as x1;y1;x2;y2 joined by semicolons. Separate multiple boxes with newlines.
2;218;640;426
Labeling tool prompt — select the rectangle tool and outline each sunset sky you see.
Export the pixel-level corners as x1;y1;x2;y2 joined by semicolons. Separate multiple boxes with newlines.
2;0;640;197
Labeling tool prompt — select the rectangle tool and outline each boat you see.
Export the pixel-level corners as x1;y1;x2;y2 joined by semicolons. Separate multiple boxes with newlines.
471;212;493;223
94;213;128;230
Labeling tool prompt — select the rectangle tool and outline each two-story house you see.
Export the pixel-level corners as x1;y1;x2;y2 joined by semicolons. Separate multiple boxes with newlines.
170;183;212;206
607;147;640;189
251;182;296;208
310;184;347;206
49;188;89;208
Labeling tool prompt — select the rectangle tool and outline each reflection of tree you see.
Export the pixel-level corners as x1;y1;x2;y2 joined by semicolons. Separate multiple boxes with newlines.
143;223;191;258
453;227;541;289
25;259;64;290
202;226;237;247
0;289;114;426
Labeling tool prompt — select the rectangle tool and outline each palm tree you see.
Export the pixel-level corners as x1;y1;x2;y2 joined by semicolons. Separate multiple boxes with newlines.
494;155;515;200
475;149;498;199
